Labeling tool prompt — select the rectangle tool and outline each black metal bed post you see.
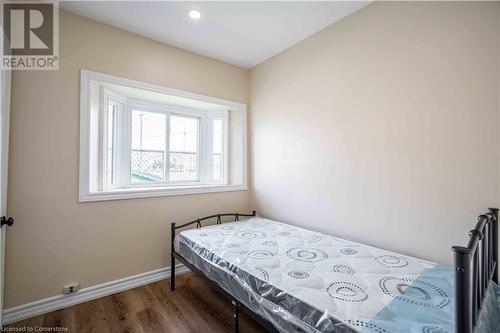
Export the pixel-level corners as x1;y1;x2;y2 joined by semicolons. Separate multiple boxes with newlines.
452;245;473;333
489;208;499;283
171;222;176;291
452;210;499;333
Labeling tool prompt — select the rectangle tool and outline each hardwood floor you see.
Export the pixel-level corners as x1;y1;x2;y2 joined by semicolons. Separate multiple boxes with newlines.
7;272;266;333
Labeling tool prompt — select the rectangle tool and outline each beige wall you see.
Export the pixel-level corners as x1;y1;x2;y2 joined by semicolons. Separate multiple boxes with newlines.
5;11;250;307
250;1;500;265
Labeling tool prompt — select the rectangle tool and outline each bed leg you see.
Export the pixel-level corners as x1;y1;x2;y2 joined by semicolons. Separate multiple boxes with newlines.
171;222;176;291
489;208;498;283
171;253;175;291
232;300;239;333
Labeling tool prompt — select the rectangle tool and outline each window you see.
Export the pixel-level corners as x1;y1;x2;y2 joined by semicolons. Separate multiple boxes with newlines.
102;94;228;190
210;117;225;182
131;110;167;183
80;70;247;201
169;115;199;182
101;90;125;190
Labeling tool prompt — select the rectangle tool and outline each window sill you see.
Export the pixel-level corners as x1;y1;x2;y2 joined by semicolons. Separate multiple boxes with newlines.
79;184;247;202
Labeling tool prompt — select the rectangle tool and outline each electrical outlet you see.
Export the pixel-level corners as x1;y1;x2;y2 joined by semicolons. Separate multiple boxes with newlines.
63;282;80;294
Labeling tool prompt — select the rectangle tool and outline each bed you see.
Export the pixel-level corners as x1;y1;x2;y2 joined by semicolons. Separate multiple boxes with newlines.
170;210;500;333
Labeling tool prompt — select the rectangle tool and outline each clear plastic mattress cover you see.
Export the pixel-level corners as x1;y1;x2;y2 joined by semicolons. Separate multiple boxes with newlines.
174;218;500;332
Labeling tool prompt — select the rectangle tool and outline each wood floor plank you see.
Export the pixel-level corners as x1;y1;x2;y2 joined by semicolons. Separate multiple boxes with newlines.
136;306;169;333
42;306;76;332
100;293;145;333
150;278;228;333
175;283;232;332
145;283;193;333
182;274;265;333
134;284;182;333
8;314;44;331
74;297;109;333
6;272;267;333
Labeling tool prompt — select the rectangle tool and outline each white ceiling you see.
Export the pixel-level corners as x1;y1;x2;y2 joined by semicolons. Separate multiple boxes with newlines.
60;1;369;69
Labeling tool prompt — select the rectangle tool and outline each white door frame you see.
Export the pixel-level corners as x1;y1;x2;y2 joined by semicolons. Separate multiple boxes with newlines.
0;66;12;326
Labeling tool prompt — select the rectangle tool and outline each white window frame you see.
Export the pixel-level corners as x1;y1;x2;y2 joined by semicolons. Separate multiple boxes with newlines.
206;112;229;184
100;88;127;191
79;70;247;202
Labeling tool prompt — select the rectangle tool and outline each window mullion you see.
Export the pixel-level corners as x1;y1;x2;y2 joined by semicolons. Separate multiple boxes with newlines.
111;105;119;185
165;112;170;182
223;110;229;185
206;115;214;184
200;114;209;185
118;104;132;188
99;92;109;191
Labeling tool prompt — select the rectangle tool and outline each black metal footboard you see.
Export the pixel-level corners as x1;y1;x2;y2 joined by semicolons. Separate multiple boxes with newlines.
452;208;499;333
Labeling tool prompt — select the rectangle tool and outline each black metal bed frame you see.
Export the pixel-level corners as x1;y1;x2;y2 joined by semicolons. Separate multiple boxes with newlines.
171;209;499;333
452;208;498;333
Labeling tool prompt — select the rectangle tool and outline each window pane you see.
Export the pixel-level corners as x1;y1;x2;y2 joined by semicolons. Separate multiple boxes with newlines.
131;110;166;183
106;103;116;185
212;118;223;181
169;115;199;182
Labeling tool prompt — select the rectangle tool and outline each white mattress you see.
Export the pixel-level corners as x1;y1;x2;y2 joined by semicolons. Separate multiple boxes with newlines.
174;217;498;333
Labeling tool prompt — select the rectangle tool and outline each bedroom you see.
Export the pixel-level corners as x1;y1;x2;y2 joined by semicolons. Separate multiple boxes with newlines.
0;1;499;332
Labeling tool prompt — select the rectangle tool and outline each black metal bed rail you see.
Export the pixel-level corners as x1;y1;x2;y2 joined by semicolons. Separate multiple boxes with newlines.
452;208;498;333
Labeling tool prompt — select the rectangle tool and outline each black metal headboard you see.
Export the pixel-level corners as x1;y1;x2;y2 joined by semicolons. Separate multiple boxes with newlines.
170;211;257;291
171;211;257;231
452;208;498;333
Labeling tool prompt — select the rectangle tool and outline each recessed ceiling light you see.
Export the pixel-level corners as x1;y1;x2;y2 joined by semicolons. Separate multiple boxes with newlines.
188;10;201;20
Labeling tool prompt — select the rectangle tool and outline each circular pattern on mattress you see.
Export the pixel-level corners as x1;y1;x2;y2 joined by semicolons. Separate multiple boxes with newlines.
340;248;358;255
379;277;450;308
333;264;355;275
235;231;266;240
278;231;292;237
346;320;387;333
287;271;310;279
286;247;328;263
375;255;409;268
253;267;270;281
248;250;274;259
422;326;449;333
305;235;322;243
327;281;368;302
262;241;277;247
221;225;234;230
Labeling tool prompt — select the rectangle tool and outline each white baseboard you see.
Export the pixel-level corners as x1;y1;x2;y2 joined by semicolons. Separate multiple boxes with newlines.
3;263;189;325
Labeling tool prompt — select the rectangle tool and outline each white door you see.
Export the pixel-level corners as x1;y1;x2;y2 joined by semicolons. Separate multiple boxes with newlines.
0;67;13;325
